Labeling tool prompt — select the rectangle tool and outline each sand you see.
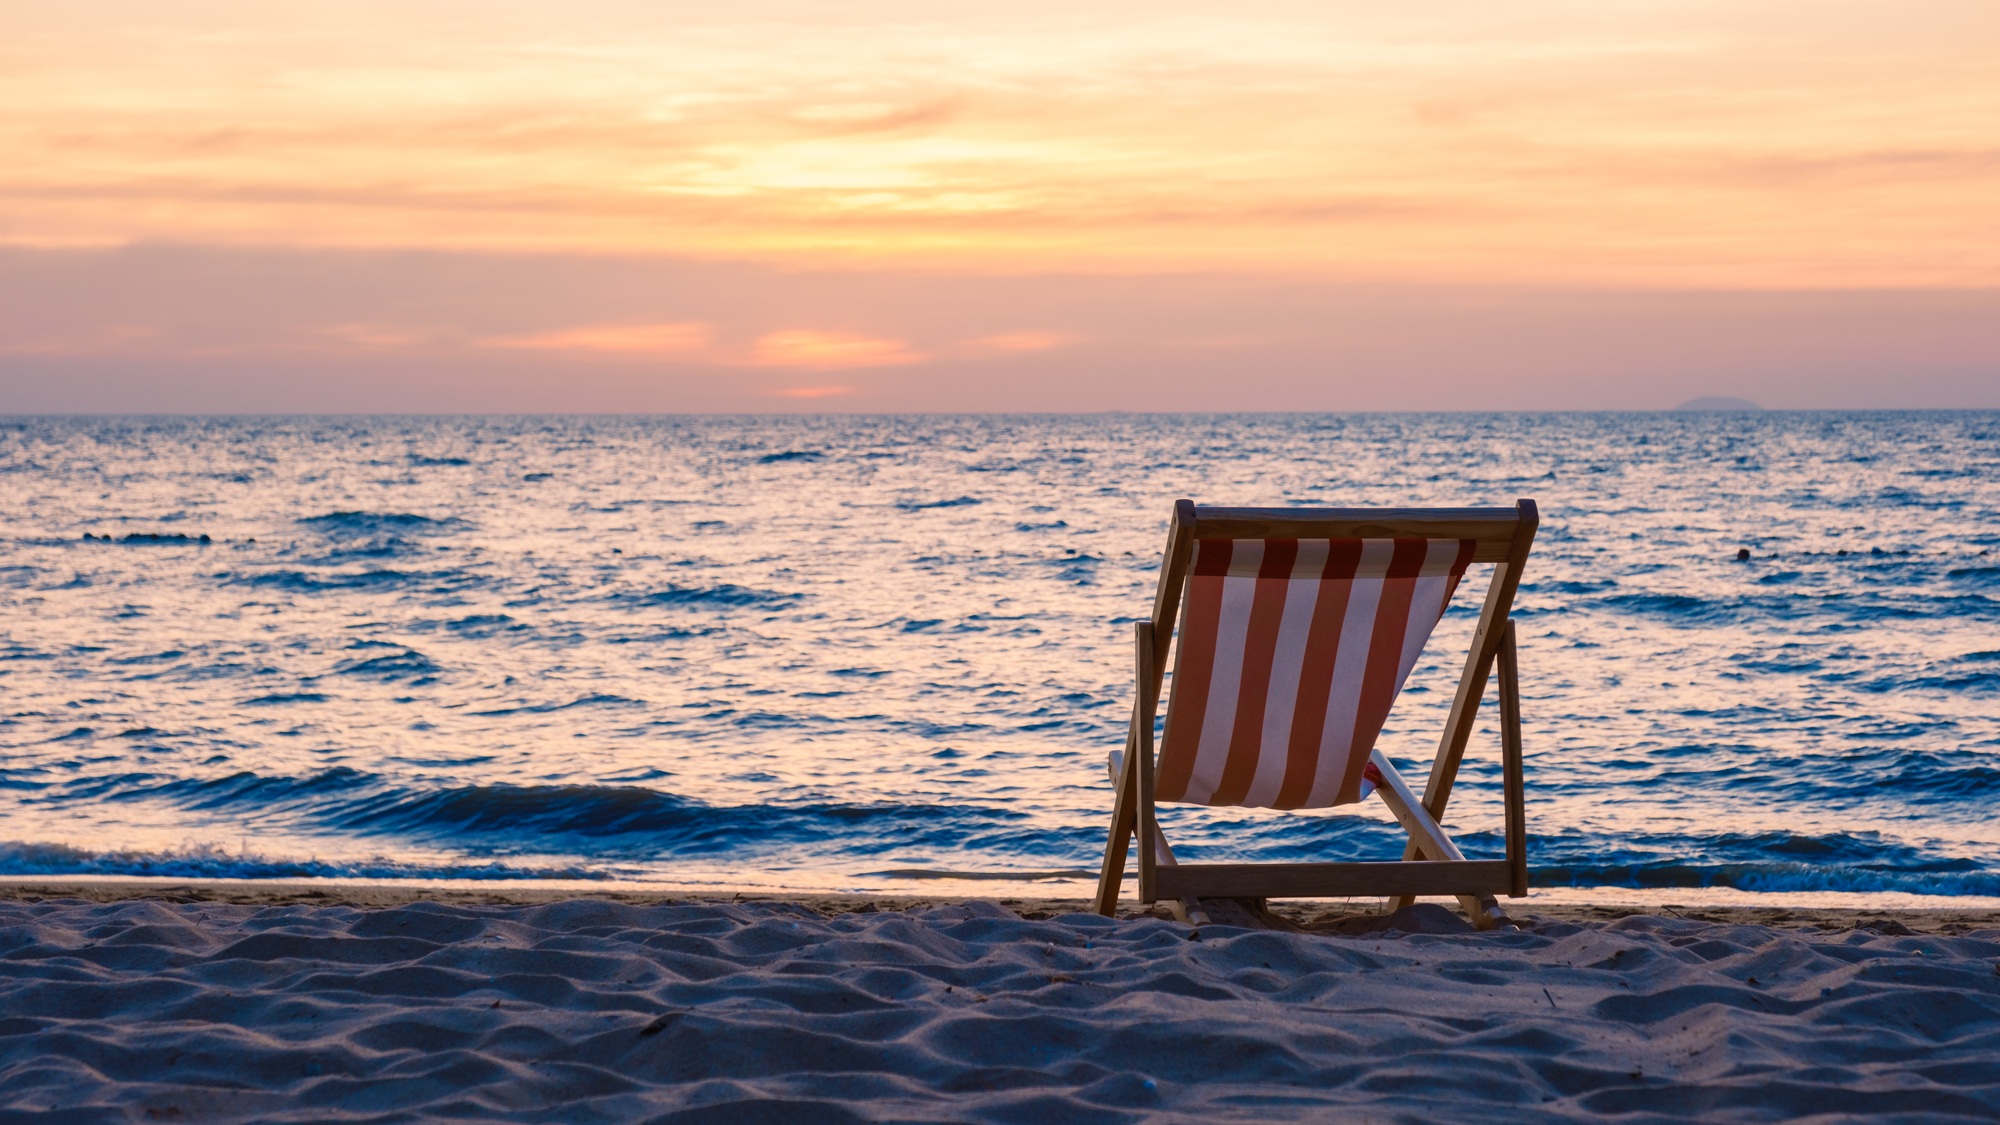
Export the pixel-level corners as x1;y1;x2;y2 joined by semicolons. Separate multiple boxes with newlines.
3;886;1998;1123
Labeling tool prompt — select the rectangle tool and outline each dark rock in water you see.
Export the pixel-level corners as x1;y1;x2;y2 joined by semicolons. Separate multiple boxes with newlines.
1736;548;1751;561
107;532;210;545
1674;395;1765;411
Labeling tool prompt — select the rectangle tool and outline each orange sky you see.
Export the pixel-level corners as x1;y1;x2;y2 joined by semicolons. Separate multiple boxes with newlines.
3;1;1997;409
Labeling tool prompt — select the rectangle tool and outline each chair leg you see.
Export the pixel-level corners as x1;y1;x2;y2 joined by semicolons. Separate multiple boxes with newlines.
1094;750;1137;916
1498;621;1528;898
1142;819;1209;926
1369;750;1507;930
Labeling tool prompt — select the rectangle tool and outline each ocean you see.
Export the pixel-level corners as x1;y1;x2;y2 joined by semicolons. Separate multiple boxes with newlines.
2;412;1996;901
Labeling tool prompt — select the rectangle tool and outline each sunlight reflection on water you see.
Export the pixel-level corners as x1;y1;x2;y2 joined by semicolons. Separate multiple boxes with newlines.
1;412;1996;898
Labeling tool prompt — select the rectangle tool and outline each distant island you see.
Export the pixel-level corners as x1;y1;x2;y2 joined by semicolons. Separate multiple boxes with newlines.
1674;396;1766;411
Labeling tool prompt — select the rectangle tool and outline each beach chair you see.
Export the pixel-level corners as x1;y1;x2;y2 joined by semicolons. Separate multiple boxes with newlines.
1094;500;1538;929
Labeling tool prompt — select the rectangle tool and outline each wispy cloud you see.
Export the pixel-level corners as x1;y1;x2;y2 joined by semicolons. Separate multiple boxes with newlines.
480;323;712;354
766;385;854;398
958;331;1076;355
317;322;452;350
747;330;926;369
4;4;1996;284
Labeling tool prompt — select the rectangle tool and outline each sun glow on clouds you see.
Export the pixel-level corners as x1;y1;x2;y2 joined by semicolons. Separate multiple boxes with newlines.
478;322;930;371
748;331;926;369
768;386;853;399
961;332;1075;355
3;2;1997;285
484;323;712;354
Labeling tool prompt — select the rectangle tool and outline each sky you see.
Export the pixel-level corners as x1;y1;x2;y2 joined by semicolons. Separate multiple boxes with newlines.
2;0;1997;411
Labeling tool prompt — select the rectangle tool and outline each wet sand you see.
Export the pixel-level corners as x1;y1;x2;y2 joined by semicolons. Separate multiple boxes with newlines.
11;878;2000;935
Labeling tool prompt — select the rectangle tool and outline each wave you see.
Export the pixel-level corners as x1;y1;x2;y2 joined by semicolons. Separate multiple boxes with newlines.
605;583;800;609
219;568;480;594
0;565;43;588
896;496;980;511
472;693;643;717
64;769;1050;857
758;450;823;463
297;511;472;537
1595;590;2000;625
1532;861;2000;898
335;649;441;681
20;764;2000;896
1948;565;2000;586
0;840;606;881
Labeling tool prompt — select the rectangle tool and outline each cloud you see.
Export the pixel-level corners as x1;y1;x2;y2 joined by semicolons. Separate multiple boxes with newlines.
747;330;926;369
766;385;853;398
315;322;450;350
5;5;1993;286
481;322;712;354
0;322;161;354
473;322;924;369
958;330;1076;355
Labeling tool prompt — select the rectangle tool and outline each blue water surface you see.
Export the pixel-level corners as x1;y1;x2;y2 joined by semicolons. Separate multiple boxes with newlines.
1;413;1996;897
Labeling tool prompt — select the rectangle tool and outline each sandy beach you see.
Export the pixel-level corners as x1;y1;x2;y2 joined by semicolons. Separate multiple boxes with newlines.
3;886;1997;1122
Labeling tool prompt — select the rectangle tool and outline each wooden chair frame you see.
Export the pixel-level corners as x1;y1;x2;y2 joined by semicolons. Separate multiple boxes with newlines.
1093;499;1539;929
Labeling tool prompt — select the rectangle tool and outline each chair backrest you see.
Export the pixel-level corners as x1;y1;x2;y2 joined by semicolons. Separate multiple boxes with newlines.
1149;505;1530;811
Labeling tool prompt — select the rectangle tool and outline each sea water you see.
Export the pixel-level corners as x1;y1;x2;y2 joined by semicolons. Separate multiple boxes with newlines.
1;413;1996;899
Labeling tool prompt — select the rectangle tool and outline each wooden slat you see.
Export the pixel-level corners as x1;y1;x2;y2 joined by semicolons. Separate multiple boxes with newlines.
1368;750;1465;862
1145;818;1212;926
1147;501;1198;678
1133;621;1162;903
1370;751;1503;928
1498;621;1528;899
1156;859;1513;901
1093;746;1137;915
1419;498;1538;819
1189;506;1520;560
1391;499;1539;901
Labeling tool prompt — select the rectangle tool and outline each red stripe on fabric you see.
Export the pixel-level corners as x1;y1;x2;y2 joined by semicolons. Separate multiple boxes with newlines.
1319;537;1365;580
1274;538;1362;808
1385;537;1430;579
1155;539;1229;802
1336;538;1427;803
1451;538;1476;578
1193;539;1233;578
1210;540;1297;806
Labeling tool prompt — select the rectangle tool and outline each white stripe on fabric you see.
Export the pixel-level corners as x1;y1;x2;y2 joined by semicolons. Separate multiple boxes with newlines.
1384;563;1451;717
1240;540;1327;808
1224;544;1266;578
1304;538;1392;806
1393;541;1461;684
1184;539;1261;804
1351;536;1396;580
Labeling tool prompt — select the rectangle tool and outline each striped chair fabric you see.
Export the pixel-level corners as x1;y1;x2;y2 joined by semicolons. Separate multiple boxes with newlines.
1154;536;1476;810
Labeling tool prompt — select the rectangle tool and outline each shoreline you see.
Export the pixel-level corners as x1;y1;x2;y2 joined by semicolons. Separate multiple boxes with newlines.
9;877;2000;935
